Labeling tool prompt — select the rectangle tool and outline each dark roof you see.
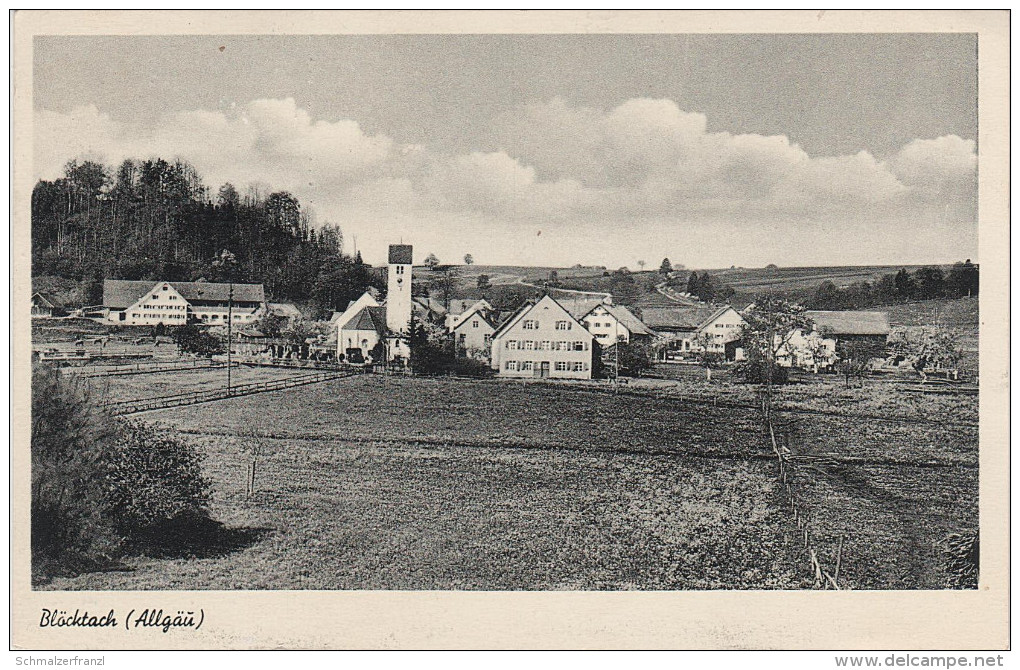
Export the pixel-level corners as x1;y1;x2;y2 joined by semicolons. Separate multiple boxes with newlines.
344;305;388;336
561;297;611;320
388;244;413;265
413;297;448;316
103;279;265;309
32;292;62;309
640;306;718;331
806;310;891;336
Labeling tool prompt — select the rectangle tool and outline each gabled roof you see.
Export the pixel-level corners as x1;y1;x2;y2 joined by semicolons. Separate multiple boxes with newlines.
344;305;388;336
560;296;611;320
452;308;502;332
32;292;62;309
696;305;745;331
103;279;265;309
491;294;593;340
806;310;891;336
582;303;655;336
640;306;719;331
268;302;302;319
447;299;477;316
413;296;448;316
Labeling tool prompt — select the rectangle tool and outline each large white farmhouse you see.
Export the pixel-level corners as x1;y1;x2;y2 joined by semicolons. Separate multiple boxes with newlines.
103;279;266;326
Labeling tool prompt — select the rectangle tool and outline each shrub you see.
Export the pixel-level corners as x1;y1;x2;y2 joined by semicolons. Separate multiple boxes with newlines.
31;364;214;581
31;365;120;577
106;422;211;548
734;359;789;385
944;531;979;589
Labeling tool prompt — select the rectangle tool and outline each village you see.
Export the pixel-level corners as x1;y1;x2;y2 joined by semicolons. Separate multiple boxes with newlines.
29;240;980;593
33;244;903;383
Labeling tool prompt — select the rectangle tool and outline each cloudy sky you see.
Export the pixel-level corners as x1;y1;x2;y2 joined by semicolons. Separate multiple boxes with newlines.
33;34;977;268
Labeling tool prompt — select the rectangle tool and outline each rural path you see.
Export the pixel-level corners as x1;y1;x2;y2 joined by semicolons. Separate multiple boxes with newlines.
515;277;612;302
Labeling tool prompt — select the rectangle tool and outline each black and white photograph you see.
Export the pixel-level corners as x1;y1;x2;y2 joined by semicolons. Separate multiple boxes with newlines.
11;10;1009;652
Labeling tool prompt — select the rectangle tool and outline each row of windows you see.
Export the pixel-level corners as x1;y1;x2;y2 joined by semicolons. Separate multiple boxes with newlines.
130;313;185;320
142;304;185;311
521;320;574;330
505;361;588;372
506;340;588;351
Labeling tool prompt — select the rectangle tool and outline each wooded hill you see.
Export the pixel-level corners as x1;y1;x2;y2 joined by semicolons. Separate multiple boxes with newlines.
31;158;383;318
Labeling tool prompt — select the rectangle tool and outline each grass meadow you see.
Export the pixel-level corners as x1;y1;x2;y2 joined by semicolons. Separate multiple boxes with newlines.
42;374;977;591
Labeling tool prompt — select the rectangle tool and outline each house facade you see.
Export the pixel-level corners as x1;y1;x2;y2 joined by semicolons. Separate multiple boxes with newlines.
642;305;746;360
490;295;596;379
778;310;891;370
580;303;655;345
31;292;65;318
104;280;265;326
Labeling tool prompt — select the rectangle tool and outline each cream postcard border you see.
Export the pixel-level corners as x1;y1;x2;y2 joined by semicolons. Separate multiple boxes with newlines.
10;10;1010;650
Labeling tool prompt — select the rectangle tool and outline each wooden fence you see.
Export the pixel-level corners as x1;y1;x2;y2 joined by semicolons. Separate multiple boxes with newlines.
762;396;844;589
73;359;237;378
102;368;361;416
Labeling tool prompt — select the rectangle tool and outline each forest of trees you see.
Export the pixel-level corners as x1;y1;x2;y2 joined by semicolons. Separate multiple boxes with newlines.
806;262;979;311
31;158;383;318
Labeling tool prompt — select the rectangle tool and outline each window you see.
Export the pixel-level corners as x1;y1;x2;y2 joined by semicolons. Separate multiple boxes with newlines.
558;341;569;351
555;361;568;371
508;340;518;350
573;362;585;372
484;334;492;344
523;320;538;330
472;320;479;328
162;285;168;291
524;341;535;350
539;341;551;350
396;265;405;275
573;341;585;351
522;361;534;371
555;320;571;330
506;361;518;371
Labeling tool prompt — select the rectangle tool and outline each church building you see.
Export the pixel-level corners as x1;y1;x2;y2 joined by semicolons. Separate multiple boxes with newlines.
335;244;414;364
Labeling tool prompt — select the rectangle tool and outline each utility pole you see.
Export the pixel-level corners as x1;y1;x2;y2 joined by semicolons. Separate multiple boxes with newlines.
613;316;620;394
227;282;233;393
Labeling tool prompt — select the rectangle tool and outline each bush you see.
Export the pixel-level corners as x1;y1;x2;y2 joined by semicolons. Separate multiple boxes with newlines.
31;364;213;581
734;360;789;385
31;365;121;576
106;422;211;548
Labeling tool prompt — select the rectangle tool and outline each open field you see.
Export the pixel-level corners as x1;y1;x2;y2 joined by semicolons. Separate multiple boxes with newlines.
83;365;314;405
41;372;977;590
42;376;812;590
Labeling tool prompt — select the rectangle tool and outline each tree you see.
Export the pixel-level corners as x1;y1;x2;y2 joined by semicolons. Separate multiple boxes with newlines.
548;269;559;284
463;253;474;265
888;325;964;381
659;258;673;275
947;260;979;298
698;272;716;302
424;253;441;270
693;331;725;380
171;324;223;357
252;311;286;338
616;340;654;377
913;266;947;300
894;268;917;299
834;338;886;388
637;260;646;272
477;274;491;290
686;272;700;296
739;296;812;416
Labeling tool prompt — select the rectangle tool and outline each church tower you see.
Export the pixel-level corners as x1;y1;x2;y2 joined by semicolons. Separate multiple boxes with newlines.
386;244;413;346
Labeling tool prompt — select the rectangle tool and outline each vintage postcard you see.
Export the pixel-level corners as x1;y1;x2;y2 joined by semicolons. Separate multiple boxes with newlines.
10;10;1010;650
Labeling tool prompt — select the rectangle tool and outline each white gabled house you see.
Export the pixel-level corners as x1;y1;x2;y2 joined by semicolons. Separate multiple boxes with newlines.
579;303;655;345
104;279;266;326
490;294;596;379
